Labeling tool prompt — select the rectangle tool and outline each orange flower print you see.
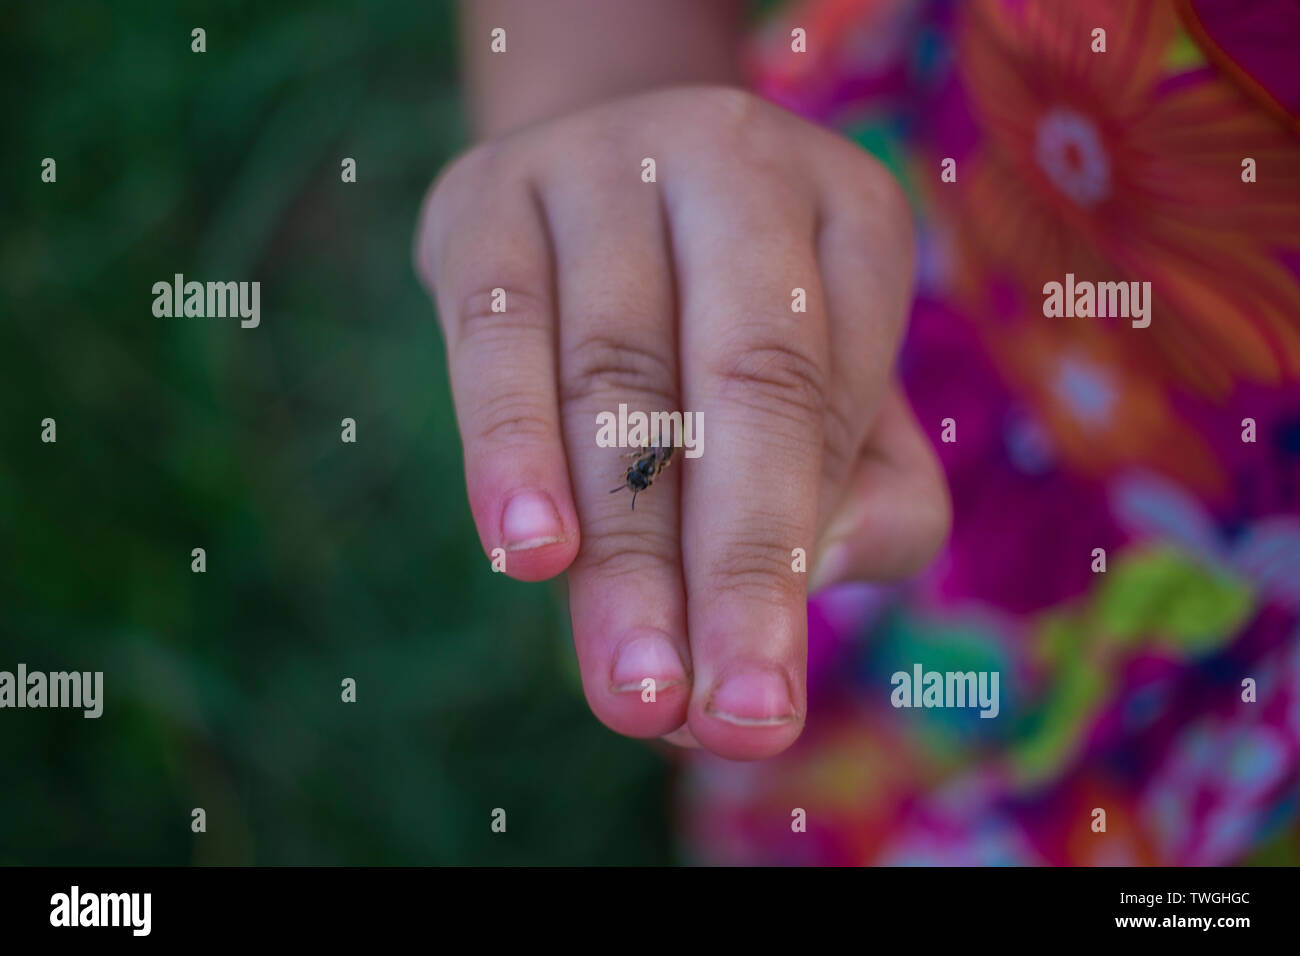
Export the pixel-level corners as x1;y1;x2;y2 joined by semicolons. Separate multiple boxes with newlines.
950;0;1300;397
979;319;1225;492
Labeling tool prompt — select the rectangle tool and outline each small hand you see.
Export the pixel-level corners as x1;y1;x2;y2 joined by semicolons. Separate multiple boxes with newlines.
415;86;949;760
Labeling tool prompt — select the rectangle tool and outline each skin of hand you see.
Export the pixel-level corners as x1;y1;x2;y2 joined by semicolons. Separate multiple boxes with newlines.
413;83;951;761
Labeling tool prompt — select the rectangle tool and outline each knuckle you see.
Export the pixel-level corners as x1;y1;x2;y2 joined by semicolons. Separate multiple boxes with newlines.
864;155;910;218
470;388;557;448
562;333;677;408
681;89;783;168
711;339;827;421
874;174;917;266
577;529;677;582
557;113;641;188
455;286;551;346
841;157;917;266
435;139;506;201
416;140;526;293
706;532;805;605
420;143;498;240
686;86;765;136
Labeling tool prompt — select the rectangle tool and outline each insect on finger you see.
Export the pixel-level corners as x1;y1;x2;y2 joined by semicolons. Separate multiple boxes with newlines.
609;445;676;510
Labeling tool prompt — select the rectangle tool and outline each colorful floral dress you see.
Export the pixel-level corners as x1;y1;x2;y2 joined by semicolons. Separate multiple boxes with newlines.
678;0;1300;866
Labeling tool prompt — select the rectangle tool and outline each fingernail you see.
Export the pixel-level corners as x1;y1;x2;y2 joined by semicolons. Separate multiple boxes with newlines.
808;539;851;593
611;630;687;693
706;666;797;726
501;491;565;552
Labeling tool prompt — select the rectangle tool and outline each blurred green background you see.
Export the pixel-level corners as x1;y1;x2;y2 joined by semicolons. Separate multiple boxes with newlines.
1;0;673;864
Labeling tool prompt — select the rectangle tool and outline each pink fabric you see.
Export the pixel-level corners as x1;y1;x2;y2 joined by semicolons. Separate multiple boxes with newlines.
1187;0;1300;119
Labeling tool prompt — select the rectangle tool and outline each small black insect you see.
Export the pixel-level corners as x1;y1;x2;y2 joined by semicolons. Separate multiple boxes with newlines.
609;444;675;509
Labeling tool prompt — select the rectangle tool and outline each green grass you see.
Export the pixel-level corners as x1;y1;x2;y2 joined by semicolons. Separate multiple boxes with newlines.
0;0;672;865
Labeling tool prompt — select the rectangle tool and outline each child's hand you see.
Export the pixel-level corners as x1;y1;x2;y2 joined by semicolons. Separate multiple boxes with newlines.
414;86;949;760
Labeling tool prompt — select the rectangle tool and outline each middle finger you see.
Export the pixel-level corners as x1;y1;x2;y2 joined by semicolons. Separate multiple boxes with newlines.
540;147;691;739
